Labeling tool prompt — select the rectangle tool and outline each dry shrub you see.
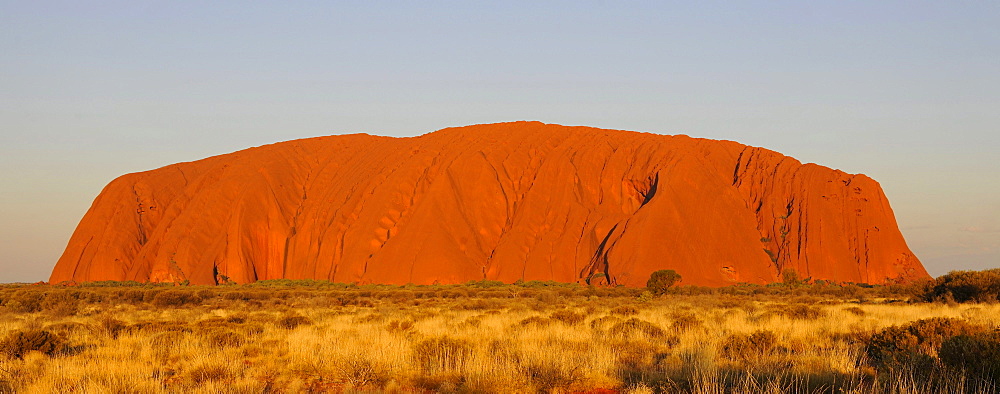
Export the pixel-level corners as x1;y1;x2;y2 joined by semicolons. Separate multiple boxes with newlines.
843;306;866;316
669;312;703;332
142;289;164;303
187;363;231;385
4;291;44;313
389;290;416;303
194;288;216;300
95;315;128;339
783;304;825;320
866;317;985;370
41;292;78;317
518;316;552;328
938;331;1000;384
225;313;248;324
923;269;1000;303
459;315;483;328
277;313;312;329
549;310;585;325
0;330;69;359
609;318;665;339
194;317;231;330
221;291;268;301
242;323;265;336
412;373;464;392
337;356;390;387
150;331;185;349
114;289;146;304
534;291;558;304
524;358;584;392
616;340;670;370
459;299;503;310
479;290;508;299
151;290;201;308
206;330;245;348
44;322;88;335
387;319;415;333
413;336;474;373
610;305;640;316
589;316;621;332
131;320;191;334
720;330;779;362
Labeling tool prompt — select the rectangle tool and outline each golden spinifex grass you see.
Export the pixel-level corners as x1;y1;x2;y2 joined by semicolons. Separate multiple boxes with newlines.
0;282;998;393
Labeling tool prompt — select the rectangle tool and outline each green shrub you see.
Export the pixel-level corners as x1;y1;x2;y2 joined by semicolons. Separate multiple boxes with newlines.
646;270;681;295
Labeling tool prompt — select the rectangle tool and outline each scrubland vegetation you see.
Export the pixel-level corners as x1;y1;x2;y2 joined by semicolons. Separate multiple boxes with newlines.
1;270;999;393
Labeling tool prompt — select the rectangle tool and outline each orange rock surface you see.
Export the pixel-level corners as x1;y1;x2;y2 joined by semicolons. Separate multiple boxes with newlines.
50;122;929;286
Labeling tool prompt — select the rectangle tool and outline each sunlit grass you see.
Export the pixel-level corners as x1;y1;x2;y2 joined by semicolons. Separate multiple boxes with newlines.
0;283;998;392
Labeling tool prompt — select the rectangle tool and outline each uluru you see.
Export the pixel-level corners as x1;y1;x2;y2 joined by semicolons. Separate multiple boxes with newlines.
50;122;929;287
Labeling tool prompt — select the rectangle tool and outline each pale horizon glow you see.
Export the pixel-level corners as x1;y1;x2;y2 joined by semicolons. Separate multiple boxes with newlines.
1;1;998;282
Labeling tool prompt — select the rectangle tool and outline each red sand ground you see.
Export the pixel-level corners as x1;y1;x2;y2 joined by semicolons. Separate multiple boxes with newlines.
50;122;928;286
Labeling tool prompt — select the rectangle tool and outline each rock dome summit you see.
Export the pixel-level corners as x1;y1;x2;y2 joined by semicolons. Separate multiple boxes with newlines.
50;122;929;287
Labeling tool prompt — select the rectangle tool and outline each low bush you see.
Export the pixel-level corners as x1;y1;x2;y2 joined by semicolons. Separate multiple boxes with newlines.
609;305;639;316
669;312;703;332
96;316;128;339
518;316;552;328
151;290;201;307
337;355;391;387
206;330;245;348
277;313;312;329
186;363;231;385
866;317;985;370
0;330;69;359
524;359;584;392
549;310;585;325
938;331;1000;385
720;330;779;362
782;304;825;320
40;291;79;317
609;318;665;339
923;269;1000;303
413;336;473;373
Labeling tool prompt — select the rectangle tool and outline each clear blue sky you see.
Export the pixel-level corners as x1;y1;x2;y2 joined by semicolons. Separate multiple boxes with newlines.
1;1;997;282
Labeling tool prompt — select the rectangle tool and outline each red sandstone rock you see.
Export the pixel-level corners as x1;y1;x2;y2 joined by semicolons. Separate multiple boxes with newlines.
50;122;929;286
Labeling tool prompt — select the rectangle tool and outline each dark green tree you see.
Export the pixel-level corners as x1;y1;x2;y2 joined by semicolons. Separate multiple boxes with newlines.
646;269;682;295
